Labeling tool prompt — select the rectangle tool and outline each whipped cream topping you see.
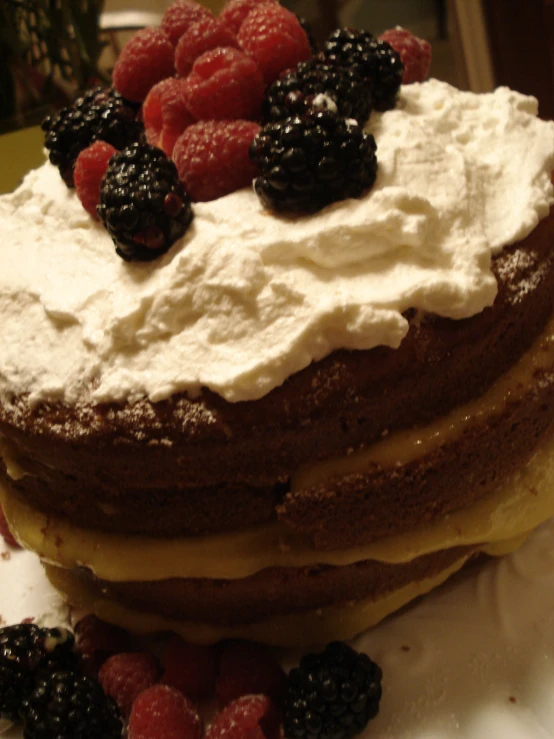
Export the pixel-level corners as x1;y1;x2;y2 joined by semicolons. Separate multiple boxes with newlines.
1;79;554;406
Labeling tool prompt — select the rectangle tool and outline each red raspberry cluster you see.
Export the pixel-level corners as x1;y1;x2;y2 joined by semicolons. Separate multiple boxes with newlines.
378;26;431;84
74;617;286;739
106;0;311;203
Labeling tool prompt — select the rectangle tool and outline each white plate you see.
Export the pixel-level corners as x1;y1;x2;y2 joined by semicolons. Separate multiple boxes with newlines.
3;521;554;738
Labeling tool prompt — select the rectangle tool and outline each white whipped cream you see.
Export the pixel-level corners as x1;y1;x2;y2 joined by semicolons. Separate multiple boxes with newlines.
1;79;554;406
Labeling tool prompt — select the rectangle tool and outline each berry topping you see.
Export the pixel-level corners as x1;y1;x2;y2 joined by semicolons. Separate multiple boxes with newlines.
379;26;432;84
182;47;265;122
175;17;238;77
0;504;20;549
161;635;219;703
21;669;122;738
98;142;193;261
323;29;404;111
263;57;372;125
143;78;196;157
282;642;382;739
219;0;277;34
113;28;175;103
174;120;260;202
0;623;76;720
74;142;117;218
74;615;132;676
42;87;143;187
237;2;312;84
161;0;215;46
99;652;161;718
215;642;286;710
128;684;203;739
207;694;280;739
250;110;378;214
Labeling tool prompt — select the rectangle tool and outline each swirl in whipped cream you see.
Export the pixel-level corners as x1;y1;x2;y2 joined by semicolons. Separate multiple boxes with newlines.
1;80;554;406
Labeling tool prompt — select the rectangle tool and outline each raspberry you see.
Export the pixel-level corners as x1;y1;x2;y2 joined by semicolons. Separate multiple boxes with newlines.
174;120;260;201
237;3;312;84
0;505;20;549
161;0;215;46
113;28;175;103
143;78;195;157
207;695;280;739
175;17;238;77
379;27;432;84
128;684;203;739
98;652;161;718
161;635;219;702
182;47;265;121
74;142;117;218
73;615;131;675
219;0;278;34
215;642;286;710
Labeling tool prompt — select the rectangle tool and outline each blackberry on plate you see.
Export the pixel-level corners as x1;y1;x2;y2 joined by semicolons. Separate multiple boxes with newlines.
21;669;122;739
262;57;372;126
283;642;382;739
98;142;193;262
324;29;404;111
42;87;144;187
0;624;76;720
250;109;378;214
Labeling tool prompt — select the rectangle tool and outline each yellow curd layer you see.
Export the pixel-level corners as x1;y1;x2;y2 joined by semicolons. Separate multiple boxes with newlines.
2;423;553;583
44;556;471;647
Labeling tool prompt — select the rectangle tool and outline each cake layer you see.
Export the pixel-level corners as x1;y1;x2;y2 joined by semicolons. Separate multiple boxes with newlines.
3;251;554;548
44;554;472;646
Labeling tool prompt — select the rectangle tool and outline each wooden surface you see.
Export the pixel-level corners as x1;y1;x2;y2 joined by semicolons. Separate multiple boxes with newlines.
481;0;554;118
0;126;45;194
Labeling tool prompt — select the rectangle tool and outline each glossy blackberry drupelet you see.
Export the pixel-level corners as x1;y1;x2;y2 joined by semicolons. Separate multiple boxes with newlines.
42;87;143;187
323;29;404;111
0;624;76;720
21;670;122;739
262;57;373;126
283;642;382;739
250;109;378;214
98;143;193;262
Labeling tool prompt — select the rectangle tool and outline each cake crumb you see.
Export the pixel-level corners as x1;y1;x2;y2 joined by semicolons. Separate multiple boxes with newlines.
401;645;410;652
1;551;10;561
509;696;517;703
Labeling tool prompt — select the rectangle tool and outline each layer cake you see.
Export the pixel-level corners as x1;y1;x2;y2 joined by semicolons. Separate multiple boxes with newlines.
1;80;554;644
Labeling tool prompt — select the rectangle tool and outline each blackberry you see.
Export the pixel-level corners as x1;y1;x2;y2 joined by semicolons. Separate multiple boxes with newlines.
283;642;382;739
250;110;378;214
262;57;372;126
0;624;76;720
42;87;144;187
21;669;122;739
98;142;193;262
324;29;404;111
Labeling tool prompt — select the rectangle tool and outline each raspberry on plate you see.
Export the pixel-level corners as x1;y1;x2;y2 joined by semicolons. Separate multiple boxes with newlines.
215;642;286;709
161;635;219;702
74;141;117;218
173;119;260;202
128;684;203;739
175;17;238;77
161;0;215;46
98;651;162;718
182;47;265;121
219;0;278;34
206;694;280;739
143;78;196;157
113;28;175;102
379;26;432;84
237;2;312;84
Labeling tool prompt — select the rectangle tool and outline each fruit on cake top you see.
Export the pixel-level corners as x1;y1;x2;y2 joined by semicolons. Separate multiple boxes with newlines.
0;1;553;411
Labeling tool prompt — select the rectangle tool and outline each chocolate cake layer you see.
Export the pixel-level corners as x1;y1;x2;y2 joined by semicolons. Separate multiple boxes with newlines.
1;213;554;545
62;546;474;625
